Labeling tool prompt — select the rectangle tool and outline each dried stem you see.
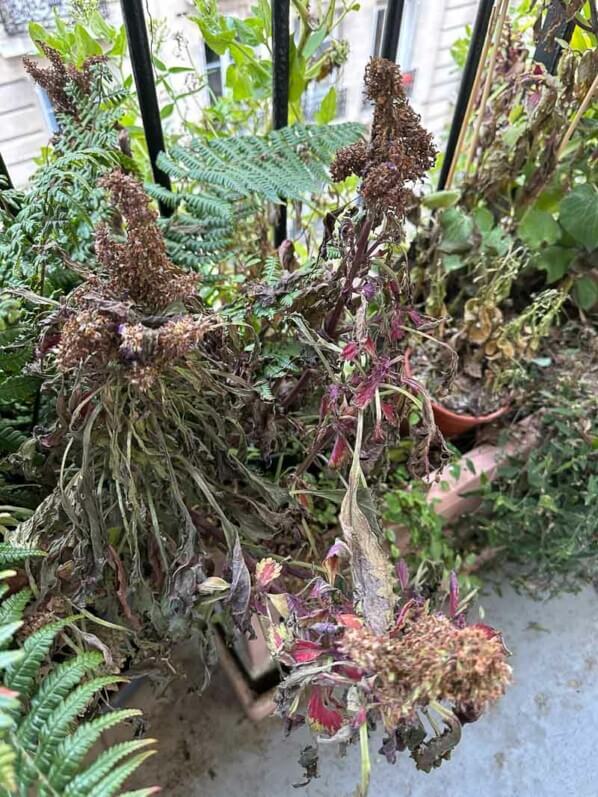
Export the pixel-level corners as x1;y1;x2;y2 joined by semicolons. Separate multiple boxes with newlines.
465;0;510;173
324;218;372;339
557;72;598;160
446;4;497;188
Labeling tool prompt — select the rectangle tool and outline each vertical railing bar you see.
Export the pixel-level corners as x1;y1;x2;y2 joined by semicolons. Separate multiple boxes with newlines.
533;1;575;74
380;0;405;63
120;0;172;217
0;152;14;191
437;0;495;190
272;0;290;247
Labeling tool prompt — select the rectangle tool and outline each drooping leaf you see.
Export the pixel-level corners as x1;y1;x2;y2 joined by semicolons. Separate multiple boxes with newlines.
518;207;561;249
559;184;598;251
573;275;598;311
339;414;395;634
438;208;474;254
536;246;573;283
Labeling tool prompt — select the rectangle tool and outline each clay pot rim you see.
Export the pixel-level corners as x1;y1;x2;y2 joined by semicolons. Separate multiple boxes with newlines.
403;348;511;424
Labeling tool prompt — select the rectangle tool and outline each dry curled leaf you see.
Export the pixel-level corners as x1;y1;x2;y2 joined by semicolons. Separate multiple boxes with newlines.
339;412;395;634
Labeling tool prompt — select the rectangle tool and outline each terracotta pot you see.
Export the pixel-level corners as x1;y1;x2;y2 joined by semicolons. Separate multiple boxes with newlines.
403;349;510;438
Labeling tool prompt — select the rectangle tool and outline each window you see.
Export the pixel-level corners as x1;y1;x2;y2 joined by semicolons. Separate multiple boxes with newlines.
372;1;418;68
204;43;223;100
35;85;58;134
368;1;418;99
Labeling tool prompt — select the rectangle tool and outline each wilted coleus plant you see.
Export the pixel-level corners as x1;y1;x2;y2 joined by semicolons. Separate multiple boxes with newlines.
249;418;511;791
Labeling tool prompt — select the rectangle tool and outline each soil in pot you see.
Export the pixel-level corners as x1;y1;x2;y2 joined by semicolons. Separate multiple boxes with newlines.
407;345;511;416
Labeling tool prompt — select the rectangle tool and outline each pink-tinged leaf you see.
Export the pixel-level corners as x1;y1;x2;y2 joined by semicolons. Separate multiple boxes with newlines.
328;434;349;469
325;539;351;561
362;336;376;357
372;421;385;443
393;598;416;632
354;381;378;409
449;570;459;617
396;559;410;591
338;663;363;681
337;613;363;630
292;639;324;663
470;623;499;639
351;706;367;728
390;309;405;341
381;401;397;425
341;341;359;362
354;360;390;409
407;308;424;327
307;689;343;735
255;557;283;589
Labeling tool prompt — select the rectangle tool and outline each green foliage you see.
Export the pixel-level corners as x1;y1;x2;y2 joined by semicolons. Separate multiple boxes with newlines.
190;0;354;128
474;372;598;595
384;471;478;596
0;562;156;796
151;122;364;268
0;66;131;295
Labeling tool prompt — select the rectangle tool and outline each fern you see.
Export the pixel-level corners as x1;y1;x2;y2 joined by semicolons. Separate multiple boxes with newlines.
0;553;156;796
152;122;364;268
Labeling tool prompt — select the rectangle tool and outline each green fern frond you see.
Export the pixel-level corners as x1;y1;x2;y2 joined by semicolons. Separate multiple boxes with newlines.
0;739;17;792
0;376;42;404
0;545;45;566
0;566;156;795
48;708;141;793
0;591;32;636
80;750;157;797
4;616;80;698
17;651;104;750
60;735;154;797
156;122;364;266
0;427;27;454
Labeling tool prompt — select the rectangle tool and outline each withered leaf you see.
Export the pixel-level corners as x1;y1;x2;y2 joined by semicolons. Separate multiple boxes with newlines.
225;535;252;632
339;412;395;634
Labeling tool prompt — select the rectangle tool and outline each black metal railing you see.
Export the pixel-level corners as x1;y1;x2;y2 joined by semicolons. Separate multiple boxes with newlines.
0;0;581;233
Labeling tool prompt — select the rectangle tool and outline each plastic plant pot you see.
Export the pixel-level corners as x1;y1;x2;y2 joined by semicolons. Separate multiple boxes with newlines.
403;349;510;438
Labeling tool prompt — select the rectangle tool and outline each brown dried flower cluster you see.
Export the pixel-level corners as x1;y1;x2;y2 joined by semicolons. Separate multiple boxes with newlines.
331;58;437;219
96;171;198;313
55;308;117;373
23;42;105;117
52;171;210;388
341;612;511;724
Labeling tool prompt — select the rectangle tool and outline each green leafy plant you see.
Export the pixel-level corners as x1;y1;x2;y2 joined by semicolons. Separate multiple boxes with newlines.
0;560;157;796
408;14;597;417
384;472;479;597
191;0;354;129
471;357;598;595
151;121;363;270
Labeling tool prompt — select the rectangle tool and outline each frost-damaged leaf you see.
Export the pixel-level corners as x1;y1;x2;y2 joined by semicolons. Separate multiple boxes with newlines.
339;412;395;634
225;536;251;631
